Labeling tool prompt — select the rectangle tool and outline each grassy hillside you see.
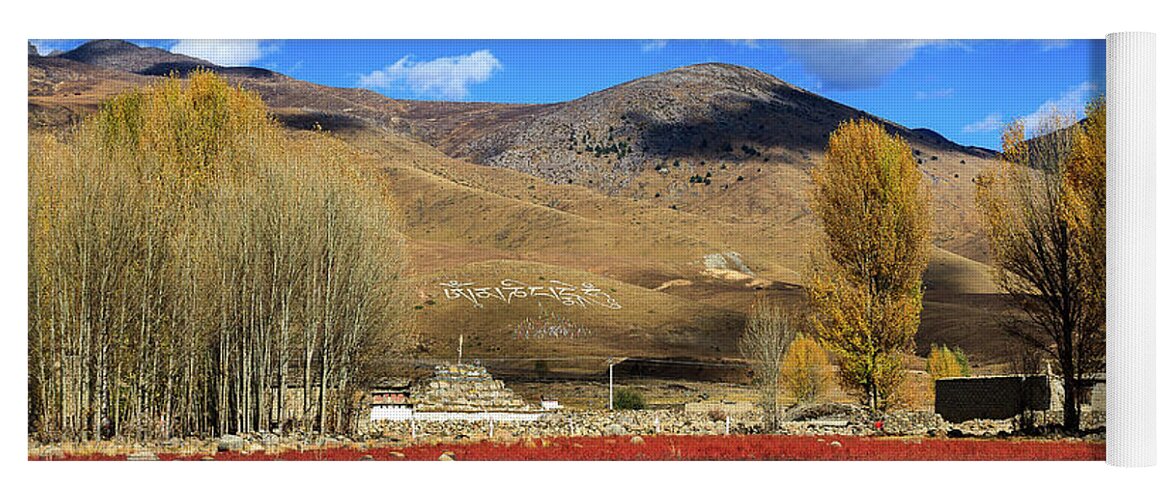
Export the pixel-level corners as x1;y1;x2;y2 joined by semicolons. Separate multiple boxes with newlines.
344;130;1012;367
29;45;1018;376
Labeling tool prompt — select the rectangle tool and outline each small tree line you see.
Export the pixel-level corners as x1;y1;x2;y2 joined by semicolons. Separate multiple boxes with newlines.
742;104;1104;432
28;71;409;442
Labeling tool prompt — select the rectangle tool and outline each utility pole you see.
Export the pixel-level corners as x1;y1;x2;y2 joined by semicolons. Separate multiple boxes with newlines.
607;357;615;411
458;334;463;366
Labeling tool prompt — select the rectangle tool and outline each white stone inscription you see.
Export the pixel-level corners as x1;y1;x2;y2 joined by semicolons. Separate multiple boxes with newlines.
440;279;621;309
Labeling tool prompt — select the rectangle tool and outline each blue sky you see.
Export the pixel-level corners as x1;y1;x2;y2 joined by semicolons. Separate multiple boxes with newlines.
31;39;1105;150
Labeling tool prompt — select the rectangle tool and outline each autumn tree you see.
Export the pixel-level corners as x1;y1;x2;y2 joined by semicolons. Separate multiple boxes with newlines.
926;345;972;380
739;296;799;432
807;119;931;412
976;100;1106;432
1065;98;1107;372
780;334;831;404
29;71;409;441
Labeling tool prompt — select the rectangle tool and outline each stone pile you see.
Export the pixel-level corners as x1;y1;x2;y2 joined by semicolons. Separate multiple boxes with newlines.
878;411;948;436
783;402;873;424
945;418;1018;437
412;364;529;412
1032;410;1106;430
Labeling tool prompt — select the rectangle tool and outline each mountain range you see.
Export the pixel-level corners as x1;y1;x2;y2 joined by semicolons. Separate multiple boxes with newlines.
28;40;1018;376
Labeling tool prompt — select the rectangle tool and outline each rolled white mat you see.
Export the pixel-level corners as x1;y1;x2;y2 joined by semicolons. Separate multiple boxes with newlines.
1106;31;1156;467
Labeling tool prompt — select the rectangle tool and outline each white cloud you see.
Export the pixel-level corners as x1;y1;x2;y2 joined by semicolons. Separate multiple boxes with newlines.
780;40;955;90
1038;40;1071;52
170;39;271;66
641;40;668;52
963;82;1099;136
726;39;760;49
30;39;70;56
1019;81;1098;132
915;88;954;100
963;113;1005;134
358;50;502;100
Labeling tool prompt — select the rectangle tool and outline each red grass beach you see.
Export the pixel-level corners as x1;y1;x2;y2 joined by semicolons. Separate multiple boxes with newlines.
31;435;1104;461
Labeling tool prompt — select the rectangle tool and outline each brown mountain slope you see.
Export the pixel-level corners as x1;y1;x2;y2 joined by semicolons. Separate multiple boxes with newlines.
396;63;998;263
58;39;280;79
400;63;995;176
28;54;153;128
338;128;1006;368
30;41;418;136
57;39;211;74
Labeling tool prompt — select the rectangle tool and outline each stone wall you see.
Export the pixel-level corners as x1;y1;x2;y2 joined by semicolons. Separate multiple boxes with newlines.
1089;382;1106;411
683;401;755;415
366;409;748;440
934;376;1052;423
364;407;975;440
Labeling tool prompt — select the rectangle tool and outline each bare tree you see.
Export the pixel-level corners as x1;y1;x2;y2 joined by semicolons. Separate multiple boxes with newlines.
739;296;799;432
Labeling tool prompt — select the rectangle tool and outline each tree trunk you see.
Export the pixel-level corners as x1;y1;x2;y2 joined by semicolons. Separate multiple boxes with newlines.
1062;374;1081;432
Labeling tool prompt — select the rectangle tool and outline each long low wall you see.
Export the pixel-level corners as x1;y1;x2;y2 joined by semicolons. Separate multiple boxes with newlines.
370;406;546;422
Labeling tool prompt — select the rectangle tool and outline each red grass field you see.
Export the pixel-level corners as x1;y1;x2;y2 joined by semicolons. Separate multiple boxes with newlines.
33;435;1104;461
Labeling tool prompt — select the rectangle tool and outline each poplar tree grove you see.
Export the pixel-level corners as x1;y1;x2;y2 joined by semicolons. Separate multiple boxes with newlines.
28;71;409;441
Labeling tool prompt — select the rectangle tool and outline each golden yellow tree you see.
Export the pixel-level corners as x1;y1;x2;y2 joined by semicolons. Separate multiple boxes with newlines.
1065;98;1107;356
807;119;930;412
976;101;1105;432
780;334;831;404
926;345;971;380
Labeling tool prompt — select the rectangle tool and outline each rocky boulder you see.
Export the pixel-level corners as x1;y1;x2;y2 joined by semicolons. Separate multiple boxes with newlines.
784;402;872;424
216;435;246;452
603;423;628;436
126;450;158;461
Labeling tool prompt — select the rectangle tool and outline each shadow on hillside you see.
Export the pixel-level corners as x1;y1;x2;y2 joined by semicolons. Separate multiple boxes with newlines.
274;110;369;133
629;88;989;159
627;96;834;158
139;62;279;79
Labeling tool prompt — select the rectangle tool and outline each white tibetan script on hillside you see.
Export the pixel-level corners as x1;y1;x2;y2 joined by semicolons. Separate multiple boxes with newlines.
440;279;621;309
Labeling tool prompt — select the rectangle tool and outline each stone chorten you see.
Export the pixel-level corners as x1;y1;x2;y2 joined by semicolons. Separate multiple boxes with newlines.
411;364;530;412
